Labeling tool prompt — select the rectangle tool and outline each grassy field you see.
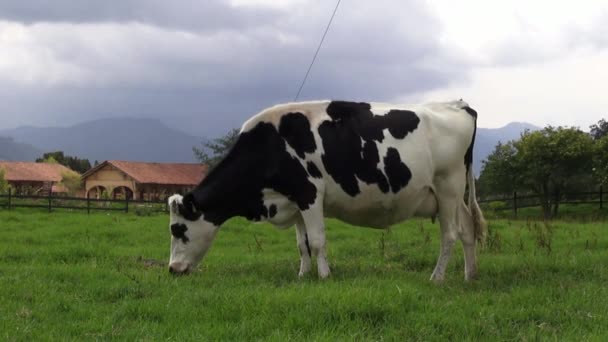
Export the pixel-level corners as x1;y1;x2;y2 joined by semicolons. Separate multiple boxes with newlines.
1;210;607;341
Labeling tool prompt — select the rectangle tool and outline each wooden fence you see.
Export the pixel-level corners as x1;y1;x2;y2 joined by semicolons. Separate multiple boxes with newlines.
478;186;604;214
1;186;604;216
0;188;168;214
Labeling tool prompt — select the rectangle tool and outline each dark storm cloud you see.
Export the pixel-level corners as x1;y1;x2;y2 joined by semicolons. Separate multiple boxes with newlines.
0;0;468;137
0;0;279;32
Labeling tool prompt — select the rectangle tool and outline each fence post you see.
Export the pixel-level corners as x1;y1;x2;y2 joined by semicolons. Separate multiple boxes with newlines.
8;187;11;211
87;192;90;215
48;190;52;213
125;196;129;213
600;185;603;209
513;191;518;216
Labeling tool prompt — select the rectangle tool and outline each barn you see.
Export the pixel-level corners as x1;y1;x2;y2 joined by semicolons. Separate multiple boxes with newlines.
0;161;77;195
81;160;207;200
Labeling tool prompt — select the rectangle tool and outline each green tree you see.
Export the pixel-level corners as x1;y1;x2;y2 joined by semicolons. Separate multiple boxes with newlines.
44;156;58;164
480;126;594;219
590;119;608;140
60;171;83;196
478;141;521;197
517;127;594;218
192;128;240;169
593;135;608;186
36;151;91;174
0;168;9;193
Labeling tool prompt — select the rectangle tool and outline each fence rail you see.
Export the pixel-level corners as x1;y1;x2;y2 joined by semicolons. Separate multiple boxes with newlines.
0;188;168;214
1;187;604;216
478;186;604;215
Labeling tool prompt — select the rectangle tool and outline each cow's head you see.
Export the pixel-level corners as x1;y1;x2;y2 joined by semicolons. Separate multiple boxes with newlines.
167;193;219;275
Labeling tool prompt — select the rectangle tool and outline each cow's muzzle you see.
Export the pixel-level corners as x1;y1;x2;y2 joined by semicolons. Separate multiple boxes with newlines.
168;262;191;275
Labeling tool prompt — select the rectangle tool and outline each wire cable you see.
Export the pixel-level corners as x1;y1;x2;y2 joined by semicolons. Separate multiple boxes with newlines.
293;0;341;102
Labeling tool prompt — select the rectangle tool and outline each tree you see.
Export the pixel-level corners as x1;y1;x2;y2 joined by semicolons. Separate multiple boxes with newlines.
479;126;594;219
593;135;608;186
590;119;608;140
516;127;594;218
0;168;9;193
36;151;91;174
60;171;83;196
43;156;58;164
478;141;521;197
192;128;240;169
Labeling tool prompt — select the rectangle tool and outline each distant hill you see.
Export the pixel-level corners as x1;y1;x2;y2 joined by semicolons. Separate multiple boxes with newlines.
0;118;206;164
474;122;540;175
0;136;43;161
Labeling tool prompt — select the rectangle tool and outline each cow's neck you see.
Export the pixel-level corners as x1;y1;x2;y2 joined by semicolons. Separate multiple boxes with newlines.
188;132;278;226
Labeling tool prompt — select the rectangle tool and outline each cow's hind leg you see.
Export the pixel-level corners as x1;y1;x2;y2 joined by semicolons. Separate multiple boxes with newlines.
300;206;330;279
295;219;312;277
430;173;464;283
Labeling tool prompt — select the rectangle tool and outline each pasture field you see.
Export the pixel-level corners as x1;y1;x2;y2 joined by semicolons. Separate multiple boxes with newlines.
1;210;607;341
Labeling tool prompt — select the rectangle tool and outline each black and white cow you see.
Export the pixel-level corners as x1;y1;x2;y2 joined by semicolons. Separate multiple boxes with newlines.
168;100;486;281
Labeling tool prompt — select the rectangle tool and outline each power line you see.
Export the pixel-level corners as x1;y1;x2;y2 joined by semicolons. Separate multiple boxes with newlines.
293;0;341;102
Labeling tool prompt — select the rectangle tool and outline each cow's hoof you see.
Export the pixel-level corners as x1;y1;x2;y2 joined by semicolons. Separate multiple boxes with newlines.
318;269;331;280
429;273;445;284
465;272;478;281
298;263;311;278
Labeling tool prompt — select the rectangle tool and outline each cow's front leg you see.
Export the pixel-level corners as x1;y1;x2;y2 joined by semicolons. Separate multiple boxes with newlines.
295;220;312;277
301;208;330;279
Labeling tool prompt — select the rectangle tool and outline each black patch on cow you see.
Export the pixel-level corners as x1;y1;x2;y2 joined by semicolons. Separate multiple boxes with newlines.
385;110;421;139
304;233;312;257
185;122;317;226
319;101;419;196
306;162;322;178
268;204;277;218
261;205;269;218
279;112;317;158
170;223;189;244
360;140;390;193
383;148;412;193
462;106;477;118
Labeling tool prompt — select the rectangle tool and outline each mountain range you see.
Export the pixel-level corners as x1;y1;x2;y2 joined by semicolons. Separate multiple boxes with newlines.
0;118;204;164
0;118;538;174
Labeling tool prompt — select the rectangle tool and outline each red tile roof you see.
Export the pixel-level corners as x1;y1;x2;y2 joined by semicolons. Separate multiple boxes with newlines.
0;161;75;182
82;160;207;186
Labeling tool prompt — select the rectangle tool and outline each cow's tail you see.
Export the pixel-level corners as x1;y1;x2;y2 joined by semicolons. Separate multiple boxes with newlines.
467;165;487;246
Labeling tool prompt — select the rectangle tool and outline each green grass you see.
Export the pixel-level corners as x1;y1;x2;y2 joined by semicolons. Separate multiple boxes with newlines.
1;211;607;341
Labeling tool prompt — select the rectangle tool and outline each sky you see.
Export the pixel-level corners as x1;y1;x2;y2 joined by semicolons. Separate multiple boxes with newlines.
1;0;607;137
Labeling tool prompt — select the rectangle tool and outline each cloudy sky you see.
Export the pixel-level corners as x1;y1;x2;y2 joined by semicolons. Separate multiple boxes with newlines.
1;0;607;137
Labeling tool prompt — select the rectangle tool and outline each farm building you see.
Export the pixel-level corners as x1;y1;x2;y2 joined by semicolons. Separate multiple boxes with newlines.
81;160;207;200
0;161;77;195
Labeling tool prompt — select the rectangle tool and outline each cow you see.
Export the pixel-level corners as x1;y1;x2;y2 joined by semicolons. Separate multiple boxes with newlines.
168;100;486;282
